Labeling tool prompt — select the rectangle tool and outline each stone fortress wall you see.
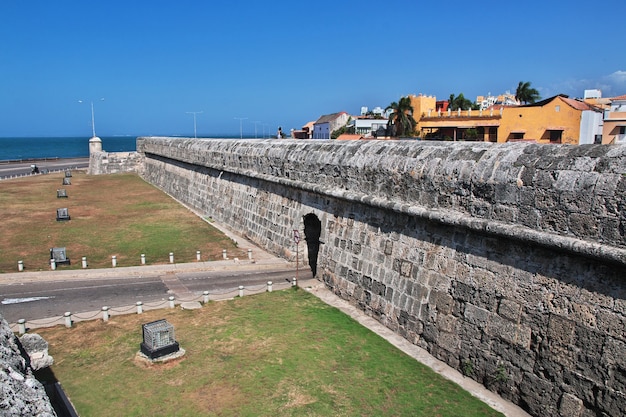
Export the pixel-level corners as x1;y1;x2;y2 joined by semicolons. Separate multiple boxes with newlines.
0;314;57;416
124;137;624;416
88;149;144;176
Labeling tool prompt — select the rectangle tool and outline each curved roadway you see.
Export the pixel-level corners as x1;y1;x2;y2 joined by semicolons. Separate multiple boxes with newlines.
0;158;89;180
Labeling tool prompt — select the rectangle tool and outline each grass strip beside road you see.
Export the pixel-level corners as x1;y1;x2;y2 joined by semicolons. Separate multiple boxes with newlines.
0;172;245;272
36;289;504;417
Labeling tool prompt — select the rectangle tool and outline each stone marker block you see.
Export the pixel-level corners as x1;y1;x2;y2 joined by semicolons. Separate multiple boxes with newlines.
62;177;71;185
56;208;70;221
57;189;68;198
50;247;70;265
140;319;180;360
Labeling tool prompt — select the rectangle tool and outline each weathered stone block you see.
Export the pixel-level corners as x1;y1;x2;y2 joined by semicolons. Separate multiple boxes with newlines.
519;372;558;417
498;298;522;322
431;290;454;315
558;392;583;417
596;309;626;341
436;313;457;333
464;304;491;327
548;314;575;346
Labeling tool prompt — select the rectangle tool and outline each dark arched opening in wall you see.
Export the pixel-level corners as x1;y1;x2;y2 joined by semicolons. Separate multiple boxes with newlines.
303;213;322;277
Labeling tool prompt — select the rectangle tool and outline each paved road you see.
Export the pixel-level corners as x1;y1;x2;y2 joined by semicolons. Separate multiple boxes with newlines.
0;266;297;323
0;158;89;179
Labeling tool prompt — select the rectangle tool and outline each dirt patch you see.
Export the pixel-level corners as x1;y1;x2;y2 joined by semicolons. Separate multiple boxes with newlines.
186;382;247;414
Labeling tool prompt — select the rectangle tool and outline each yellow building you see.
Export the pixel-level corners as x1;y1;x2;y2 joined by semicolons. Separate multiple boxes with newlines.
601;94;626;144
419;107;501;141
417;95;602;144
408;94;437;122
499;95;602;144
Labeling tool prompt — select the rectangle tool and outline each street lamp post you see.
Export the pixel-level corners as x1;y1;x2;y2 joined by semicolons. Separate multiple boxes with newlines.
253;121;262;139
234;117;248;139
186;111;203;138
79;98;104;138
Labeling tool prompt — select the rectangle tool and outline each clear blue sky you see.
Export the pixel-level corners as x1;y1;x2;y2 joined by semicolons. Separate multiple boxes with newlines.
1;0;625;138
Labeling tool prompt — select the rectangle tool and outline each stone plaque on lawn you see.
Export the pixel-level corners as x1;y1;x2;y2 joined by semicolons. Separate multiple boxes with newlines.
65;170;72;177
140;319;180;360
50;247;70;265
56;208;70;221
62;177;71;185
57;189;68;198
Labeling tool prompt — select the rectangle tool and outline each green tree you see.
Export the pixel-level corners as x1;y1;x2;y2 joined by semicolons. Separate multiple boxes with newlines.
515;81;541;104
385;96;417;137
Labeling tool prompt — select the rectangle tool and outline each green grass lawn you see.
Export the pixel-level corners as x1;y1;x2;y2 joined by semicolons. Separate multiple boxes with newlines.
0;171;246;272
37;289;504;417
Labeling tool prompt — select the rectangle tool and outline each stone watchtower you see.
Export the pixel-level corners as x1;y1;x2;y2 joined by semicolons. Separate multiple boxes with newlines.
89;136;102;154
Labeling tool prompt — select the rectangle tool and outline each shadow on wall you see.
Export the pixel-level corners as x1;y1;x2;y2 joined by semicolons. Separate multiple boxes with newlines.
303;213;322;277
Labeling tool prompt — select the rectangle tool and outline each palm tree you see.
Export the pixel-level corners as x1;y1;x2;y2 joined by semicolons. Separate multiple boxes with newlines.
385;96;417;137
448;93;476;111
515;81;541;104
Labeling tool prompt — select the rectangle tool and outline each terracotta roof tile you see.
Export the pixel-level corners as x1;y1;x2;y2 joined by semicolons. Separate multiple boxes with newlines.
560;96;597;111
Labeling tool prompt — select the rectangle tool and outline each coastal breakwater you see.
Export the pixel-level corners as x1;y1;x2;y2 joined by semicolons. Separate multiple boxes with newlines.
101;137;624;416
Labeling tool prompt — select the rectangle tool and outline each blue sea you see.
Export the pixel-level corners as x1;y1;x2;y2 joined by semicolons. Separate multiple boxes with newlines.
0;135;258;161
0;136;137;161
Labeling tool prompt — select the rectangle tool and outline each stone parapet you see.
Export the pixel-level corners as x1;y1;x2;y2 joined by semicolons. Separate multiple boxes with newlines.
138;137;626;264
88;150;144;175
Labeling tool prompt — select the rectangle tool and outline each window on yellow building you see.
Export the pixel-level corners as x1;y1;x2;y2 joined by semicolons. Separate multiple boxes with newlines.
549;130;562;143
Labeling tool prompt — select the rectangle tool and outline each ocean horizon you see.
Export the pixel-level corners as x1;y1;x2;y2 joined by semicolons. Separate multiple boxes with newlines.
0;135;266;161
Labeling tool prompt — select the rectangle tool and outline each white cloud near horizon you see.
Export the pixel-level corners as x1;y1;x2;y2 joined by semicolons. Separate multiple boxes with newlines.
541;70;626;99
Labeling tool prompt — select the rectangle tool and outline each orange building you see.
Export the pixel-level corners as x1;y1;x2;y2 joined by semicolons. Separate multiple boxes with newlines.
499;95;602;144
417;94;603;144
601;94;626;144
408;94;437;122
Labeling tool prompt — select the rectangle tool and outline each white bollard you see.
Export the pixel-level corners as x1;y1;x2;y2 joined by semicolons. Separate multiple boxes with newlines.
112;256;117;267
18;319;26;335
141;254;146;265
102;306;109;322
50;258;56;270
239;285;244;297
82;256;87;269
168;296;175;309
64;312;72;328
292;277;297;287
222;249;227;259
169;252;174;264
196;250;201;261
267;281;273;292
136;301;143;314
17;260;23;272
203;291;209;304
247;249;252;260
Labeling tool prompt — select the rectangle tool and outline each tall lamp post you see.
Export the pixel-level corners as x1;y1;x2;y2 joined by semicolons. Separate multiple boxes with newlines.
79;98;104;138
234;117;248;139
252;121;262;139
186;111;203;138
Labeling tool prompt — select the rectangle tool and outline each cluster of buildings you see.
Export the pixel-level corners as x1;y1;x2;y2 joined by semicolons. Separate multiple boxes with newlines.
292;90;626;145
